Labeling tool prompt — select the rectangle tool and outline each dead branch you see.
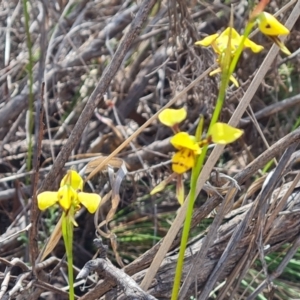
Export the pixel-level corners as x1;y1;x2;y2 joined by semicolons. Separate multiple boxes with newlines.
77;238;157;300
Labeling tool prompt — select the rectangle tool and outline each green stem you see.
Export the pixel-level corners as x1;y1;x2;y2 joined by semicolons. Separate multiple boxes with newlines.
229;22;255;76
171;48;228;300
171;23;256;299
62;211;75;300
22;0;34;173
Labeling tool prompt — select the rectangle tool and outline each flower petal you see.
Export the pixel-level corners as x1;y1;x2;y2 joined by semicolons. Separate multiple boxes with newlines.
244;38;264;53
37;192;58;211
219;27;240;40
78;192;101;213
57;185;77;211
257;12;290;36
171;132;201;153
195;33;219;47
60;170;83;191
158;108;187;127
217;27;240;53
210;123;243;144
172;149;196;174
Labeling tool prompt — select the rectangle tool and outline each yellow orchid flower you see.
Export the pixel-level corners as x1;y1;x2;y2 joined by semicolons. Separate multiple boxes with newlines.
38;170;101;214
37;170;101;300
256;12;291;55
170;132;201;175
195;28;263;86
195;27;264;55
152;109;244;205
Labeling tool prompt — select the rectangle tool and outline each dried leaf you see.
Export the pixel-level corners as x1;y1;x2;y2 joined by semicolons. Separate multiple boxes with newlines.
40;215;62;262
85;156;127;179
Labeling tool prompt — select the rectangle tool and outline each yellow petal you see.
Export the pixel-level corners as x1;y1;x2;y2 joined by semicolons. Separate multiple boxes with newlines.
172;149;196;174
158;108;187;127
257;12;290;36
60;170;83;191
37;192;58;211
210;123;243;144
57;185;77;211
219;27;240;40
217;27;240;53
176;175;184;205
244;38;264;53
78;192;101;213
195;33;219;47
171;132;201;154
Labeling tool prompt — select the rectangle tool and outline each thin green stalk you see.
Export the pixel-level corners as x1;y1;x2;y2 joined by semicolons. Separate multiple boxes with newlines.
171;22;256;299
62;210;75;300
229;22;255;76
171;33;231;300
22;0;34;172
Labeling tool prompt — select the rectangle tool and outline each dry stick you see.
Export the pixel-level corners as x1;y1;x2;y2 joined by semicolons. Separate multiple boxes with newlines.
199;143;298;300
232;151;300;295
240;93;300;126
140;1;300;292
44;0;83;162
264;172;300;238
247;234;300;300
29;1;47;267
29;83;45;270
235;130;300;185
178;186;239;300
38;0;156;193
216;235;256;300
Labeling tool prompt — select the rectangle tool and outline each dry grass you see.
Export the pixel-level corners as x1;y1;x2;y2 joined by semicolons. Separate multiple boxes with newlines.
1;0;300;299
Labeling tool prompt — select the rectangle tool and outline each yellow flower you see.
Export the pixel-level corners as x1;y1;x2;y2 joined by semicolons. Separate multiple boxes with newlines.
170;132;201;154
38;170;101;214
195;28;263;85
158;108;187;127
151;108;244;205
170;132;201;174
257;12;289;36
171;148;196;174
256;12;291;55
210;123;243;144
195;27;264;55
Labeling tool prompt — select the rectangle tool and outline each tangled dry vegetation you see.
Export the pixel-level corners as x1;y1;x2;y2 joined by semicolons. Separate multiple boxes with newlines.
1;0;300;299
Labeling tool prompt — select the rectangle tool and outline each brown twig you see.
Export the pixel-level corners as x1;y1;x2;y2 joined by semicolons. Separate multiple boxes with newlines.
29;82;45;271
